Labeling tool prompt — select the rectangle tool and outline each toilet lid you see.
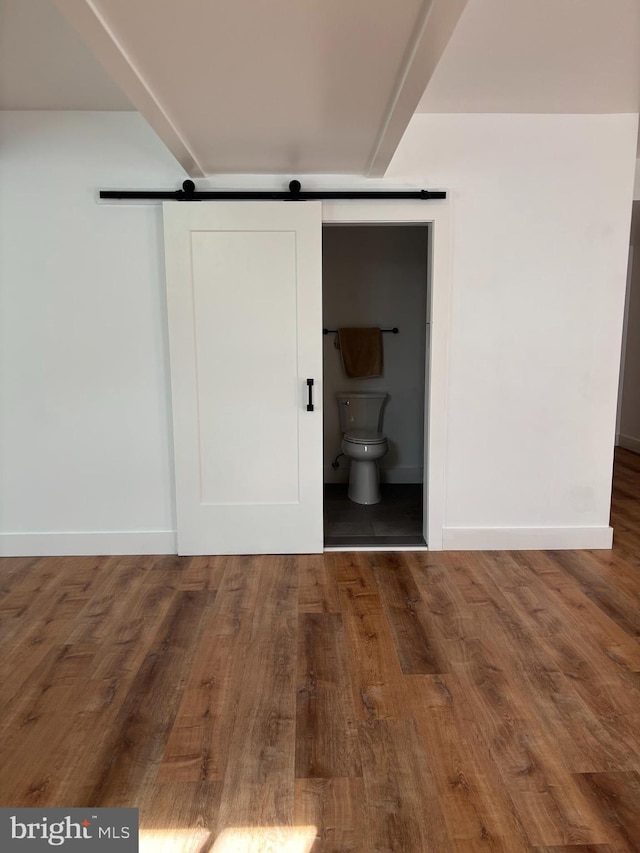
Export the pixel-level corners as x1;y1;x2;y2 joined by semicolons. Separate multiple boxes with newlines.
344;429;387;445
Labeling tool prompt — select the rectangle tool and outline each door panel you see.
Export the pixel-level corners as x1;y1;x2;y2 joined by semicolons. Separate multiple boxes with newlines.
163;202;323;555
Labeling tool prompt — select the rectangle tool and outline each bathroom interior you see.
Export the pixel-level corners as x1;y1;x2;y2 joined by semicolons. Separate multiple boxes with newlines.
322;223;430;548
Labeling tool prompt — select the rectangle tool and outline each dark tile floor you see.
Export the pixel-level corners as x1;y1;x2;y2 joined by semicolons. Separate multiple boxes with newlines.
324;483;425;547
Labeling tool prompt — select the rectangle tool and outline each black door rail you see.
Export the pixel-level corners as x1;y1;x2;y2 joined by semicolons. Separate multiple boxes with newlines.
99;179;446;202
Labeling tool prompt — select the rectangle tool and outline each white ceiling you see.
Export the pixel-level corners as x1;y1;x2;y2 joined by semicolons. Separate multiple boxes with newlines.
417;0;640;114
0;0;132;110
50;0;467;176
1;0;639;172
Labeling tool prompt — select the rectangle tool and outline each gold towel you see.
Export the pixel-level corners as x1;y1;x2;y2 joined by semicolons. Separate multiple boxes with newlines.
336;327;383;378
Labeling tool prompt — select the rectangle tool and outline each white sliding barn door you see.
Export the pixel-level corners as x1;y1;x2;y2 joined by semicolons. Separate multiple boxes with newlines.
163;202;323;555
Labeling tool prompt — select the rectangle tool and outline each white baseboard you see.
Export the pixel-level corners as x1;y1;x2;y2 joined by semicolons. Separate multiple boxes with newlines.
324;465;423;484
616;433;640;454
1;523;615;556
0;530;177;557
442;525;613;551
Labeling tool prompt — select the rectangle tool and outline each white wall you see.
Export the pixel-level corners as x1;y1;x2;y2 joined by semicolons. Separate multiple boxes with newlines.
322;225;428;484
389;113;637;546
0;111;185;555
0;110;637;554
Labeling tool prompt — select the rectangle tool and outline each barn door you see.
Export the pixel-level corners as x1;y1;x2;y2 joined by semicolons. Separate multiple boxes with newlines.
163;201;323;554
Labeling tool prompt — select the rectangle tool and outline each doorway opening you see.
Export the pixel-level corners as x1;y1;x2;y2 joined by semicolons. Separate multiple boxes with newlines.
322;223;430;549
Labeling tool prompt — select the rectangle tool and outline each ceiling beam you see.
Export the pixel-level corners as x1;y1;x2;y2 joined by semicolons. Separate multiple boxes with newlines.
366;0;469;177
53;0;205;177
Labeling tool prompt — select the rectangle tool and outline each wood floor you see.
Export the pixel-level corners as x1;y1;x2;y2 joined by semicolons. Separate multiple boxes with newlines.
0;449;638;851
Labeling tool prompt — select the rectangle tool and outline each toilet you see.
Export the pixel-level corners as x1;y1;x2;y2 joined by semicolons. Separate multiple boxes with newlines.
337;392;389;505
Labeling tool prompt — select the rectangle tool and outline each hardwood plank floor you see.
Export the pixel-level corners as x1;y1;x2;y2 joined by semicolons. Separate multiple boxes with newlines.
0;448;638;850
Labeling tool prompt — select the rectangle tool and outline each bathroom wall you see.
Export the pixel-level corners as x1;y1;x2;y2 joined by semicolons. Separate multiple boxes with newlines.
322;225;428;484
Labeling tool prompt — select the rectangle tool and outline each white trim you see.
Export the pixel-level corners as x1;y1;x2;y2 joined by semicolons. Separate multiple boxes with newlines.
442;526;613;551
0;531;177;558
321;200;451;551
617;433;640;454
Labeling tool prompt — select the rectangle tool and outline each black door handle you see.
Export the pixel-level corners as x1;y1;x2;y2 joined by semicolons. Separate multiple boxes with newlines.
306;378;314;411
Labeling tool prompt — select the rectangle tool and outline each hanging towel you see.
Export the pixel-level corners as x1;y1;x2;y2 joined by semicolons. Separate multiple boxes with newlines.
336;327;383;378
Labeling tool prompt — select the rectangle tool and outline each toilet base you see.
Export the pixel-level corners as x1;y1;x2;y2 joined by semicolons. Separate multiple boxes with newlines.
348;459;381;505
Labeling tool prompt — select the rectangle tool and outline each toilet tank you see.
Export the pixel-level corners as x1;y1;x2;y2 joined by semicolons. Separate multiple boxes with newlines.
336;392;388;433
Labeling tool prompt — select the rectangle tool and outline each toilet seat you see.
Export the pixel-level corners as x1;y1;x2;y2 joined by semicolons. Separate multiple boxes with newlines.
344;429;387;445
